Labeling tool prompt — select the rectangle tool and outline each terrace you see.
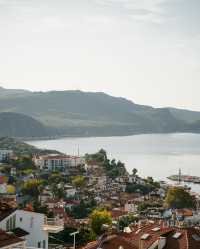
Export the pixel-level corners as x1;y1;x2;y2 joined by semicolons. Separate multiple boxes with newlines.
43;217;64;233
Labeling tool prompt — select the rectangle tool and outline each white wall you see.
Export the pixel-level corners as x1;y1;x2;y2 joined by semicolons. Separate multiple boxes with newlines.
16;210;48;249
0;210;48;249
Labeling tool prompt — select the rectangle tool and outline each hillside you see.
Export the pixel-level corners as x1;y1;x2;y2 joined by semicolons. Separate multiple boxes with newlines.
0;137;60;155
0;87;199;137
0;112;51;138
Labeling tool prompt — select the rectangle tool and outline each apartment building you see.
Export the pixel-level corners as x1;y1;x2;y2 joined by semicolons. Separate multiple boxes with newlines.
33;154;84;171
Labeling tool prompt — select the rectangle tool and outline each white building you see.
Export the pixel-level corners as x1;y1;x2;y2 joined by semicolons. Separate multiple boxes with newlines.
124;201;138;213
33;154;84;171
0;150;13;162
64;184;76;197
0;209;64;249
0;183;7;194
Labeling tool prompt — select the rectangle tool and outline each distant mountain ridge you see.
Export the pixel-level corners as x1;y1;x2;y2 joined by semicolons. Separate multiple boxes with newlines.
0;112;51;138
0;86;200;138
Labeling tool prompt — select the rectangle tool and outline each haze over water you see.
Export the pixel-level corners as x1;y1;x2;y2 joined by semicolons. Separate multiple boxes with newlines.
28;133;200;192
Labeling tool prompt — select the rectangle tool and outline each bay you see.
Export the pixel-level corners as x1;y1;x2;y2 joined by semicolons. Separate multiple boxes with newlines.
28;133;200;193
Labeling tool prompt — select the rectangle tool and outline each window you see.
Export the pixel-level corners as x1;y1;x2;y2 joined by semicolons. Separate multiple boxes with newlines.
6;220;9;231
10;217;13;230
43;240;46;249
20;217;23;222
13;215;16;229
30;217;34;228
38;242;41;248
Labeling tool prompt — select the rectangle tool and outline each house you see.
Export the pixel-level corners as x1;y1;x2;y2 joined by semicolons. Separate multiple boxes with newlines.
0;150;13;162
33;154;84;171
45;199;66;210
0;183;7;194
124;200;138;213
10;167;17;176
0;196;17;208
110;208;128;220
52;207;78;228
0;229;26;249
0;203;64;249
65;200;80;210
82;220;200;249
64;184;76;197
39;192;52;204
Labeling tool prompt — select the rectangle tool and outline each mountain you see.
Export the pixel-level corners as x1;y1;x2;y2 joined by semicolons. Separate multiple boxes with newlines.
0;87;199;137
0;112;51;138
0;86;31;97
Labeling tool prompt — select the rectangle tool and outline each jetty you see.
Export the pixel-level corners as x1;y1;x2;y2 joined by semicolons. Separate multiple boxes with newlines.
168;174;200;184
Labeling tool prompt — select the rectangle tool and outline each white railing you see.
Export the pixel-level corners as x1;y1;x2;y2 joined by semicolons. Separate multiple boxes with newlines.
44;218;64;226
26;247;42;249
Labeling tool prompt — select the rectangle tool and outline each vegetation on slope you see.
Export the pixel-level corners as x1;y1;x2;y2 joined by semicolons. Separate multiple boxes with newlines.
0;137;60;155
0;87;200;137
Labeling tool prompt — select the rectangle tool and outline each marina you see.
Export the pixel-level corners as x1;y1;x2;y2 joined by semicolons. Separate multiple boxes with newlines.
168;170;200;184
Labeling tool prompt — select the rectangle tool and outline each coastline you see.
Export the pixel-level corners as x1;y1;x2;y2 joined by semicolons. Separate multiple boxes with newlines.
22;131;199;142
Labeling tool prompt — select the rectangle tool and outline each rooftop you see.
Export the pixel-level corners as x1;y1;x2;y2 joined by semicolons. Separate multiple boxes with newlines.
0;202;16;222
0;229;24;248
36;154;82;160
82;221;200;249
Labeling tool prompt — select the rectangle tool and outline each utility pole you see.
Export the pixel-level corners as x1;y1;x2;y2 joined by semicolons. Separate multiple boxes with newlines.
178;168;181;184
70;231;79;249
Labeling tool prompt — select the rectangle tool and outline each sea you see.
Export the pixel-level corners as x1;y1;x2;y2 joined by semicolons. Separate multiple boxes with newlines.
28;133;200;193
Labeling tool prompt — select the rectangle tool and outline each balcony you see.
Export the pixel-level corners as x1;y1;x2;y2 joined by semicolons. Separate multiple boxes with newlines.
43;217;64;233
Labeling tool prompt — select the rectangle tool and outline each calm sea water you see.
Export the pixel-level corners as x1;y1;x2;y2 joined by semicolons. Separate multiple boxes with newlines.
28;133;200;193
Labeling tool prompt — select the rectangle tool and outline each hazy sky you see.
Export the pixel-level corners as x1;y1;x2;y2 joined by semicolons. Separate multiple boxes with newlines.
0;0;200;110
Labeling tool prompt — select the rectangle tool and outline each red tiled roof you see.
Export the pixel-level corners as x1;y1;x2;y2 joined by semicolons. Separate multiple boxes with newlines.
82;222;200;249
0;229;24;248
165;227;200;249
111;209;128;219
38;155;81;160
0;202;16;222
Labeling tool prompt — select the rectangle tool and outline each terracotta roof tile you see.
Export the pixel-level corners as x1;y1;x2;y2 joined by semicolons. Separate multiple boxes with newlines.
0;229;24;248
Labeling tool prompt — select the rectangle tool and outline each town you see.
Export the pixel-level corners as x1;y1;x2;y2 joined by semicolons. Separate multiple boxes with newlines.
0;139;200;249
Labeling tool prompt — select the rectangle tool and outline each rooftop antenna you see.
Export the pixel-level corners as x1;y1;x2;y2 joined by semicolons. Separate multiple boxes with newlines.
178;168;181;184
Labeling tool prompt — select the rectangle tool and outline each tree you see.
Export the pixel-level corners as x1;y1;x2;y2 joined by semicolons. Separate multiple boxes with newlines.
132;168;138;176
7;185;16;194
50;227;96;246
165;187;195;209
126;183;153;195
72;175;86;188
21;179;43;197
12;156;35;171
90;209;112;235
118;214;138;230
69;199;97;219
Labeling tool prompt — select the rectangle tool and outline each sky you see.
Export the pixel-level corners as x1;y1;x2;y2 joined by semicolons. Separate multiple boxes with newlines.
0;0;200;110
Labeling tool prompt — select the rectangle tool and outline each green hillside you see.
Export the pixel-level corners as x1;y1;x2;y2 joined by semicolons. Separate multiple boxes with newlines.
0;87;199;137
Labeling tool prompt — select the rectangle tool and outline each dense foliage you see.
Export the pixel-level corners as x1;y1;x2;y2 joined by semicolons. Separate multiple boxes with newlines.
21;179;43;197
165;187;196;209
90;209;112;235
85;149;127;178
68;199;97;219
50;227;96;246
126;183;154;195
71;175;86;188
0;137;60;155
118;214;138;230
